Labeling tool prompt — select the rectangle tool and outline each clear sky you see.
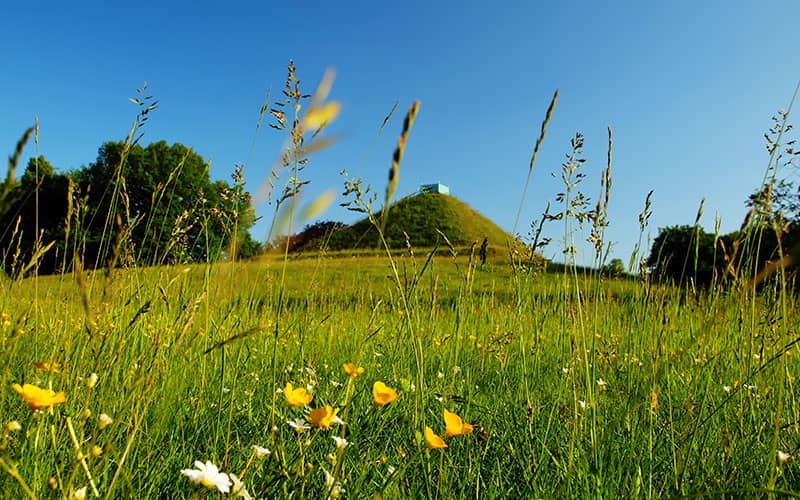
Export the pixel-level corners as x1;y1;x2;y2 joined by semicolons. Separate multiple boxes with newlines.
3;1;799;267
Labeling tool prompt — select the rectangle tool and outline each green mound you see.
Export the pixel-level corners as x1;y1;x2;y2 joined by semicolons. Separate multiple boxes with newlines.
323;193;512;250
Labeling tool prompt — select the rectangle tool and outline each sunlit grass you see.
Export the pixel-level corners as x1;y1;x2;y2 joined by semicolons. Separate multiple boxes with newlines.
1;254;799;497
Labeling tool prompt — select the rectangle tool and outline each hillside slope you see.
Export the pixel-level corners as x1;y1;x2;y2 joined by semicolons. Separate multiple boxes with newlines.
321;193;512;250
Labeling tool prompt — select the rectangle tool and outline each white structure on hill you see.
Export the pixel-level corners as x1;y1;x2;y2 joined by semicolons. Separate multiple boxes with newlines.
419;183;450;195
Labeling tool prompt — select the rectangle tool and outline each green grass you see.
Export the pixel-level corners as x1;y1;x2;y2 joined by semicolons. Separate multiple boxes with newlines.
1;251;799;498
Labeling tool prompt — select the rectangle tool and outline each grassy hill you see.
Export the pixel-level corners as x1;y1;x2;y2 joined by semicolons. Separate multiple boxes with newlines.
319;192;513;250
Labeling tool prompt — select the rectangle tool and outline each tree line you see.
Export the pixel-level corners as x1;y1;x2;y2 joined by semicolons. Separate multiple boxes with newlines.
645;223;800;287
647;110;800;288
1;135;261;277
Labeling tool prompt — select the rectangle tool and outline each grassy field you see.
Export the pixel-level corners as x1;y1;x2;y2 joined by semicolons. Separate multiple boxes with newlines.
1;247;799;498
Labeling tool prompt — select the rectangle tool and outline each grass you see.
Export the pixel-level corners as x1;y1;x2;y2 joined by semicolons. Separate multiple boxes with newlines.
2;253;799;498
1;66;799;498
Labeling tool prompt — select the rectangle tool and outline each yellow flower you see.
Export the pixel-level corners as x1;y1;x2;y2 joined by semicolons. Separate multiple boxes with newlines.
11;383;66;411
284;382;313;407
343;363;364;379
372;381;398;408
443;409;473;437
424;426;447;449
302;101;340;130
306;406;341;430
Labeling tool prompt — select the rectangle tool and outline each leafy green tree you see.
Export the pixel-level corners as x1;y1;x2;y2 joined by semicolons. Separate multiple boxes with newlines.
603;258;625;278
236;232;264;260
77;141;253;267
647;225;733;286
0;156;71;275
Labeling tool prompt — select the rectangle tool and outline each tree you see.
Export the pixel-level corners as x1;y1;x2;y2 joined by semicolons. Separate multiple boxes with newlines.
603;258;625;278
76;140;253;267
0;156;71;275
647;225;733;286
647;109;800;288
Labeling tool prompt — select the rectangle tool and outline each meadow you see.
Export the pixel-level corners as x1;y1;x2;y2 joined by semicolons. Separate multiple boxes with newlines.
1;246;799;498
1;70;800;499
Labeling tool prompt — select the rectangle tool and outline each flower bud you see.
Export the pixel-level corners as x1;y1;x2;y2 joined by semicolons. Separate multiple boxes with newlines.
98;413;113;430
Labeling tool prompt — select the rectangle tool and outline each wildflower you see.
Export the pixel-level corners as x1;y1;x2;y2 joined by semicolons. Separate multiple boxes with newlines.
90;445;102;457
302;191;336;220
343;362;365;378
331;436;348;449
5;421;21;432
252;445;270;458
288;418;311;432
437;371;445;379
71;486;87;499
373;381;398;407
443;409;473;437
578;400;587;410
596;379;607;389
424;426;447;449
181;460;231;493
323;468;345;498
283;382;313;407
230;473;252;500
86;373;98;389
723;385;732;394
302;101;341;131
779;451;792;463
307;406;341;430
11;383;66;411
98;413;113;430
33;361;60;373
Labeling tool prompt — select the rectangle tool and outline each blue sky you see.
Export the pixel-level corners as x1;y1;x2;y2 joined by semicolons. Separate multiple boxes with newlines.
3;1;799;266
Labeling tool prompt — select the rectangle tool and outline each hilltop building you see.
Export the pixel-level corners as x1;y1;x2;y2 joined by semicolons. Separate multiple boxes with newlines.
419;183;450;195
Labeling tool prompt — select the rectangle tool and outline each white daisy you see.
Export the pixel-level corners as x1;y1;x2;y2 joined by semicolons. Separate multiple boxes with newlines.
252;445;271;458
181;460;231;493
